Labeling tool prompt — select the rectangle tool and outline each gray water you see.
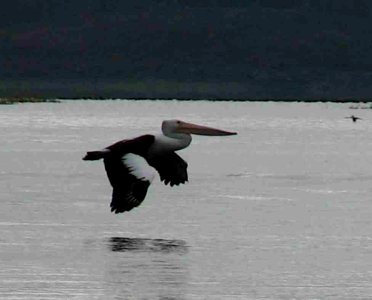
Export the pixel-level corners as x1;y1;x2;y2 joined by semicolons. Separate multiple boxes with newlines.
1;100;372;299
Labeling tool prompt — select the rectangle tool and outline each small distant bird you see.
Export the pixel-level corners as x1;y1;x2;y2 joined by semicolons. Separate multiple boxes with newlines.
83;120;237;214
345;115;362;123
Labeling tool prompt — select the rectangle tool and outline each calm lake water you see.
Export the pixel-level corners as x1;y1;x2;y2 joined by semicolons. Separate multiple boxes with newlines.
1;100;372;299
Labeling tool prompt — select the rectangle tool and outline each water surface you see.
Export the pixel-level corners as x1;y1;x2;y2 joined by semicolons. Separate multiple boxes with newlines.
1;100;372;299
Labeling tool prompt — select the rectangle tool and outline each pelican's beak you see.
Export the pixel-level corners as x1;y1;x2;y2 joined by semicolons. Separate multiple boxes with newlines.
177;121;237;136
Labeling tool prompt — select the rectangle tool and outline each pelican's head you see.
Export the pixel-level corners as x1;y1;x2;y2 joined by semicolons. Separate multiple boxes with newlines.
162;119;237;136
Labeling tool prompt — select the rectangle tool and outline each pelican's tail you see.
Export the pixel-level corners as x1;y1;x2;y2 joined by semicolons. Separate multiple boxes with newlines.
83;149;110;161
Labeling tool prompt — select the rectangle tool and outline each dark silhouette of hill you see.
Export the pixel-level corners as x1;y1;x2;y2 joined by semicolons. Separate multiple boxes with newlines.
1;0;372;99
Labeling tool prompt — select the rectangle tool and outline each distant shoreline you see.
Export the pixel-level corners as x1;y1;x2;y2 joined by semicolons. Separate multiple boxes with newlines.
2;97;372;106
1;79;372;104
0;97;61;105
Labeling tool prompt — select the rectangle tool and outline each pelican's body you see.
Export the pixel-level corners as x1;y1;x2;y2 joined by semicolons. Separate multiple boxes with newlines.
83;120;236;213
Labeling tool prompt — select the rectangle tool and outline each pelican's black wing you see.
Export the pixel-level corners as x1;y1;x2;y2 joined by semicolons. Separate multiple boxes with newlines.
96;135;156;213
104;153;154;213
147;152;188;186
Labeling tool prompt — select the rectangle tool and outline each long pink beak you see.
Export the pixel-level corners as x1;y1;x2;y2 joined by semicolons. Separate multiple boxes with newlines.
178;121;237;136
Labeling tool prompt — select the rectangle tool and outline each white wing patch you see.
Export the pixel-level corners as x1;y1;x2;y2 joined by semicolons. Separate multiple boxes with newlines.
121;153;156;182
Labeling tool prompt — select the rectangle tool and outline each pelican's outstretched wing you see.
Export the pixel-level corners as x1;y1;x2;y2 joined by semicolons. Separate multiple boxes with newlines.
148;152;188;186
104;153;156;213
84;135;156;213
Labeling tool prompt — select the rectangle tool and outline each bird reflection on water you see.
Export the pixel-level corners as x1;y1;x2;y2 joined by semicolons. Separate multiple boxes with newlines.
108;237;188;254
104;237;189;299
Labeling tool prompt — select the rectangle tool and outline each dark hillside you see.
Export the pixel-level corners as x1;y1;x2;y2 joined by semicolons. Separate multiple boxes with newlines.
1;0;372;99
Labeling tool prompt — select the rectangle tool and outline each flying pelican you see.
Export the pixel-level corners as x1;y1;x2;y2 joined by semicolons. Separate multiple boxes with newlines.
83;119;237;213
345;115;362;122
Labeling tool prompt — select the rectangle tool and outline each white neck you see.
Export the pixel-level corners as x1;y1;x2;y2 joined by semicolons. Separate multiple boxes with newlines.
150;133;192;154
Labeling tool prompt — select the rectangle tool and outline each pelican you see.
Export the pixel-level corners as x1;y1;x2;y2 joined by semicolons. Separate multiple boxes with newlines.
83;120;237;213
345;115;362;122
